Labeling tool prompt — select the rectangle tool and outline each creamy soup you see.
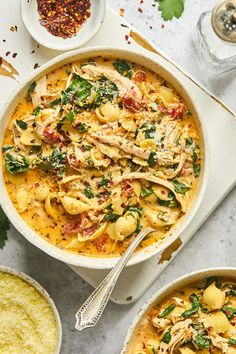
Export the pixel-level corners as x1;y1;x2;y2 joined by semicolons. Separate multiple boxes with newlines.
2;57;202;257
126;277;236;354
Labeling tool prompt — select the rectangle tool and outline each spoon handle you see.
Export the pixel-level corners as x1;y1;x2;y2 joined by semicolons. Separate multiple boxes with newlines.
75;228;154;331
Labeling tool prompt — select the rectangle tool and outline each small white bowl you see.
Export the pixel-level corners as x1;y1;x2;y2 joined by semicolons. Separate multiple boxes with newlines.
0;266;62;354
20;0;106;51
121;268;236;354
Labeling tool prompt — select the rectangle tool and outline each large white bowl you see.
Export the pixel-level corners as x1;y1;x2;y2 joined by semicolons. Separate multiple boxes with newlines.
0;47;210;269
0;266;62;354
121;268;236;354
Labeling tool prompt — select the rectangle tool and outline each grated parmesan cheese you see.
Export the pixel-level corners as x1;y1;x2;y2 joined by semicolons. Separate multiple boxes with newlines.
0;272;58;354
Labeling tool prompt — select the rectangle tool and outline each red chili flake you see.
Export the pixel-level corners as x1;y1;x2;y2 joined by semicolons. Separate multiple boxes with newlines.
12;53;17;58
127;41;131;45
10;25;17;32
125;34;129;41
161;24;165;29
6;51;10;56
34;63;40;69
121;24;128;28
37;0;91;39
140;0;144;3
138;7;143;13
134;70;146;82
120;8;125;17
0;57;3;66
31;50;35;54
3;39;6;42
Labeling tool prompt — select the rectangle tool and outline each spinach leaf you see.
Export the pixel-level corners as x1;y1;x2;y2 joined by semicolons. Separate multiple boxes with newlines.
173;179;190;195
29;145;41;155
193;334;211;349
98;173;112;187
113;59;132;78
160;304;176;318
94;77;119;106
0;207;10;249
32;106;42;116
16;120;27;130
140;123;156;139
83;187;95;199
57;111;75;131
185;137;193;146
182;293;201;318
5;153;29;175
228;338;236;346
62;74;92;105
36;147;67;178
158;197;178;207
227;289;236;297
104;212;120;222
222;306;236;320
2;145;13;152
49;98;61;107
140;186;153;198
162;329;171;344
125;206;143;218
27;81;37;101
148;151;157;166
77;123;89;133
192;151;201;177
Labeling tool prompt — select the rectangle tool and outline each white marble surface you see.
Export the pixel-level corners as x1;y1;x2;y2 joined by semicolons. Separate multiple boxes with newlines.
1;1;236;353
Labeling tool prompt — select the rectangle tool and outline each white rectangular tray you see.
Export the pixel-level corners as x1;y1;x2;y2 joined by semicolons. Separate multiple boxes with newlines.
1;4;236;305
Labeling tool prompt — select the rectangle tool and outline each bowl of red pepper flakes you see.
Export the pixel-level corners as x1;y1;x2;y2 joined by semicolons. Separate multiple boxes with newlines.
20;0;106;51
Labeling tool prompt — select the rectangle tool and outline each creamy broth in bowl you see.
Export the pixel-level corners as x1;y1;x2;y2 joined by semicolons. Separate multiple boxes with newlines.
0;50;205;265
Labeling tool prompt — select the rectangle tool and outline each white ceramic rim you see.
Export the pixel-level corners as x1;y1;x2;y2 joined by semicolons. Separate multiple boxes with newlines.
20;0;106;51
121;267;236;354
0;265;62;354
0;46;210;269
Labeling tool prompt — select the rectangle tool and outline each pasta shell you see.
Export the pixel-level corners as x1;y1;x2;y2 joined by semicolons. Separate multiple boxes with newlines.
96;103;120;123
60;196;90;215
45;193;59;220
77;222;107;242
20;128;42;146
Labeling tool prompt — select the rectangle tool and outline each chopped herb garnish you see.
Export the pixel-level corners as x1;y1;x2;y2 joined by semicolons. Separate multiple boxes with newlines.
160;304;176;318
16;120;27;130
148;151;157;166
83;144;93;151
162;329;171;344
140;123;156;139
104;212;120;222
83;187;94;199
32;106;42;116
140;186;153;198
57;111;75;130
173;179;190;195
5;153;30;175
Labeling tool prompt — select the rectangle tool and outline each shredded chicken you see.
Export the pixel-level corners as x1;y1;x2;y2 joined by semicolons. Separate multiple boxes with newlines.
31;76;47;107
81;64;142;98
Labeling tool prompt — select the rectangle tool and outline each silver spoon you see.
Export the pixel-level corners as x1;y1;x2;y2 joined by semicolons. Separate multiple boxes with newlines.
75;227;154;331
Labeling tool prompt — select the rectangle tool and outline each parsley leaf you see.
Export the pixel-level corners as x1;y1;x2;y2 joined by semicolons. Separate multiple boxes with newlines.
156;0;185;21
0;207;10;249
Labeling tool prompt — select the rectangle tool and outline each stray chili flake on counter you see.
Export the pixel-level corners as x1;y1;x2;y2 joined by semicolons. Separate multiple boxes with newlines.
37;0;91;39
